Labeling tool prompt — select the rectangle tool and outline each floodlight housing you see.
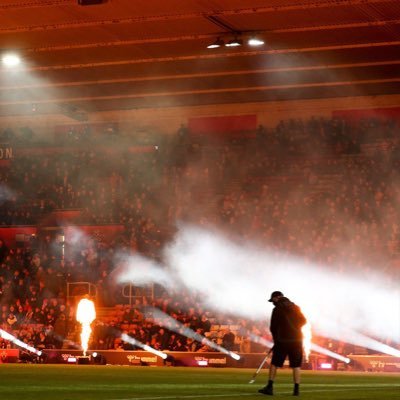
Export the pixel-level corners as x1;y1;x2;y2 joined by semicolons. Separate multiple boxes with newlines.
225;37;243;47
207;38;224;49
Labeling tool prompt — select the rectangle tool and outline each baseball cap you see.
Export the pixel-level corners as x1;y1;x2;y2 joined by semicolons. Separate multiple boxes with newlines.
268;291;283;302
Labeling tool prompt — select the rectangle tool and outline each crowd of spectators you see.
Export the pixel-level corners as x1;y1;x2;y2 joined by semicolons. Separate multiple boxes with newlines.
0;115;399;357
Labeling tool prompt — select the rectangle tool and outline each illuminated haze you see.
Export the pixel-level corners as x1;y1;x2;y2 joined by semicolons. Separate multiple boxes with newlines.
117;224;400;347
1;15;398;361
147;307;240;359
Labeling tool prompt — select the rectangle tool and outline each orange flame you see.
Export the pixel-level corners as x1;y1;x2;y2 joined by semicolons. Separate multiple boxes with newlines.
76;298;96;356
302;322;312;362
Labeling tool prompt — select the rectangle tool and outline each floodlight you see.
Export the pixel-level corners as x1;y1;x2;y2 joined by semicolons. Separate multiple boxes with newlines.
229;352;241;360
248;37;265;46
207;38;224;49
225;37;243;47
2;53;21;67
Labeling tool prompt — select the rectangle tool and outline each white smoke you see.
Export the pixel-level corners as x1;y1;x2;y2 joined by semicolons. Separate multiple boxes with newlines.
115;252;174;289
116;224;400;346
64;226;88;245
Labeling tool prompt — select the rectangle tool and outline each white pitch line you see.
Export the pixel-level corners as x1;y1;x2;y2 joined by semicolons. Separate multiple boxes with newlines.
112;384;400;400
114;394;253;400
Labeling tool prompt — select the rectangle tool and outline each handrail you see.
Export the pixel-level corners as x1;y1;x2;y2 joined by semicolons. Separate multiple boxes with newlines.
67;281;97;302
122;284;154;306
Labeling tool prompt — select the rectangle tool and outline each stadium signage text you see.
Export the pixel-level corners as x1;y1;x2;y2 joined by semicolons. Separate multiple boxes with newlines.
194;356;227;365
127;355;157;364
0;147;13;160
350;355;400;372
208;357;227;365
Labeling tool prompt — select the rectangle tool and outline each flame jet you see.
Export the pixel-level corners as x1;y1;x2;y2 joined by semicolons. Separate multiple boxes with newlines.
76;297;96;356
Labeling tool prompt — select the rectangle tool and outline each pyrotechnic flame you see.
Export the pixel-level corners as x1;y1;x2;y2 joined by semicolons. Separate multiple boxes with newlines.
302;322;312;362
76;298;96;356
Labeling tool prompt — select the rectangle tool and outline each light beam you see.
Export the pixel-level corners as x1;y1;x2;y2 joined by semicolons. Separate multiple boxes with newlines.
116;224;400;354
148;307;241;360
121;334;168;360
249;332;350;363
310;343;351;363
248;332;274;349
0;328;42;356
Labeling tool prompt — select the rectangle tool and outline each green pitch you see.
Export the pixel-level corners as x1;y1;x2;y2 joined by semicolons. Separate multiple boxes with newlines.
0;364;398;400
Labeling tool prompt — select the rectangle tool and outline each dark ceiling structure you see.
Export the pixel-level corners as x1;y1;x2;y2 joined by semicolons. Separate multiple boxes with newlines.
1;0;400;117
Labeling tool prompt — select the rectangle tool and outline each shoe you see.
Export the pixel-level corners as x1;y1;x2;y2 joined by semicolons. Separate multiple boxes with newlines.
293;387;299;396
258;386;273;395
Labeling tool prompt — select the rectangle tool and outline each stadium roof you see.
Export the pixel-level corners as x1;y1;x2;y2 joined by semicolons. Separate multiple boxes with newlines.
1;0;400;117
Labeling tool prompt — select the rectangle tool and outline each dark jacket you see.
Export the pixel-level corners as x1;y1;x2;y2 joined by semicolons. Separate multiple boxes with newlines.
270;297;306;343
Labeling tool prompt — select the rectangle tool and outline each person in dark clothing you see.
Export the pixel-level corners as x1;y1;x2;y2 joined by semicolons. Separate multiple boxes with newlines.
259;291;306;397
53;314;68;349
222;328;235;351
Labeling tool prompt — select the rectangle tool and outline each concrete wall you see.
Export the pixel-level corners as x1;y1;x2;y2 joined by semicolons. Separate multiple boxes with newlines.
1;94;400;141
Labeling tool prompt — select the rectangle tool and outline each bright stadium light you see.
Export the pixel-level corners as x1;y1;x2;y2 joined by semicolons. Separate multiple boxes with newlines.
0;328;42;356
207;37;224;49
121;333;168;360
229;352;241;361
2;53;21;67
310;343;351;364
147;307;241;360
316;318;400;357
143;344;168;360
225;37;243;47
248;37;265;46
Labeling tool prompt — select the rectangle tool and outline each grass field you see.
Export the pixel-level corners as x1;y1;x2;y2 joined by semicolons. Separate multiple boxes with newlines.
0;365;398;400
